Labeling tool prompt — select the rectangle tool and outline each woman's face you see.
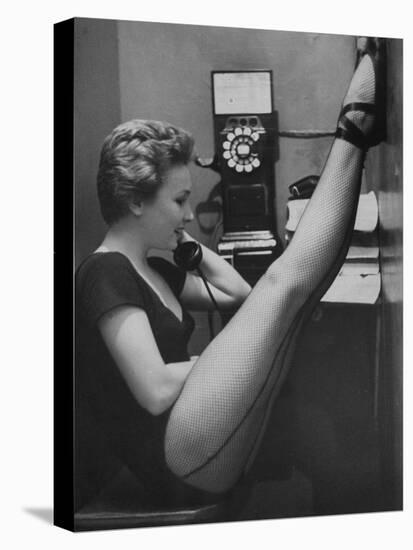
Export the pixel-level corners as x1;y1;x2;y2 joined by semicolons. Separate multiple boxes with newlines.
139;164;194;250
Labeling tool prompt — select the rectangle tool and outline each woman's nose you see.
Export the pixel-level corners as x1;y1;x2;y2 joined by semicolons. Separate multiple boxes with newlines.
184;203;194;223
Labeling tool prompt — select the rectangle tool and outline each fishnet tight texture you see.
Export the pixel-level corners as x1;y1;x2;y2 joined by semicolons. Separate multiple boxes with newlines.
164;55;374;493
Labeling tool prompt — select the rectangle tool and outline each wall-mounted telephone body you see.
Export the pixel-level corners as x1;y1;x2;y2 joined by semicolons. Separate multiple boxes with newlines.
211;70;282;284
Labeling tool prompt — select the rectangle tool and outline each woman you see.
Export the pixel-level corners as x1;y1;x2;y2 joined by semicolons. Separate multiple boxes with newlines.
75;38;385;508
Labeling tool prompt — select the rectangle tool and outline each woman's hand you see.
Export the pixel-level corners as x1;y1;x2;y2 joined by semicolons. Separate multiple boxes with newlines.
179;234;252;311
178;230;197;245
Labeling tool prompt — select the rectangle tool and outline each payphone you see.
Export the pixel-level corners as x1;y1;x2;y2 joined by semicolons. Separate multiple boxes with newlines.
206;70;281;284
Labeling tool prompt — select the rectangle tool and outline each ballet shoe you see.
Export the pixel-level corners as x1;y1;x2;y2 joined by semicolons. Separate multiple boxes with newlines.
335;37;387;150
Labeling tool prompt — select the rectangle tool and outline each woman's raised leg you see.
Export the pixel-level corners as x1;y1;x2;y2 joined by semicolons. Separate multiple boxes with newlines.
165;40;385;493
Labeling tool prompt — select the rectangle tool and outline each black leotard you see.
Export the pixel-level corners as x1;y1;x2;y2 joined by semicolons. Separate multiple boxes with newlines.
75;252;218;507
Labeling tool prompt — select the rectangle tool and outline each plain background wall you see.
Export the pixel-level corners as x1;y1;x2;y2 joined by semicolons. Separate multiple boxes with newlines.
74;18;121;265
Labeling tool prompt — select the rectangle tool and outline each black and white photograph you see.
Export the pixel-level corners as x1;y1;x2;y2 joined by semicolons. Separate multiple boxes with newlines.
3;3;409;547
52;16;403;532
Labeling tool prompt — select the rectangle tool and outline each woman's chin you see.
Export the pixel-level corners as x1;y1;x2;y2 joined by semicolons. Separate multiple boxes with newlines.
162;239;178;251
151;235;179;252
172;234;181;248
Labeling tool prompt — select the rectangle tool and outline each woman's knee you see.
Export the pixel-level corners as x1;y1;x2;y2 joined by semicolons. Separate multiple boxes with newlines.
263;260;310;308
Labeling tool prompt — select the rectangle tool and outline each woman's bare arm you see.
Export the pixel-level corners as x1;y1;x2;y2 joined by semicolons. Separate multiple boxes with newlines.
98;305;197;415
179;231;251;311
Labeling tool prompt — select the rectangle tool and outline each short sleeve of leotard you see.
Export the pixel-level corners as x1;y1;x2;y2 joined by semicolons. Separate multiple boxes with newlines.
76;253;146;327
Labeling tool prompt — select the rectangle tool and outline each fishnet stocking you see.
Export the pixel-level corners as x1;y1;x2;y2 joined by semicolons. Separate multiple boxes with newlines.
164;52;375;493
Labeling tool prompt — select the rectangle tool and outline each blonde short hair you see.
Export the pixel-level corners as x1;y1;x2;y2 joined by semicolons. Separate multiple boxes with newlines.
97;119;194;225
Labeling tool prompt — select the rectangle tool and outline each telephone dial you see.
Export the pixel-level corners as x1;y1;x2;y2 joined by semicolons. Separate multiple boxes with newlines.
220;116;265;174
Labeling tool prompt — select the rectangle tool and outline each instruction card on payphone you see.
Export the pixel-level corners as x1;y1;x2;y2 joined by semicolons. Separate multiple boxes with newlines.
213;72;272;114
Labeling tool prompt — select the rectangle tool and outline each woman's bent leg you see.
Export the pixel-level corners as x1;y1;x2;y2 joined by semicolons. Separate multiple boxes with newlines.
165;53;376;493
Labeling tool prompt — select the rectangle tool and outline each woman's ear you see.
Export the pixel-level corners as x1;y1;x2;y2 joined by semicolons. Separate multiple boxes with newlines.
129;200;144;217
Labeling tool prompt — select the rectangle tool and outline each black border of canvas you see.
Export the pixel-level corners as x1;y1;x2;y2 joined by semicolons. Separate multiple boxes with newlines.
53;18;75;532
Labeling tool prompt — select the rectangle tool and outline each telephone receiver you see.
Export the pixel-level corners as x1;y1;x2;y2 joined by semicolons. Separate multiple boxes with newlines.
173;241;220;313
173;241;203;271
